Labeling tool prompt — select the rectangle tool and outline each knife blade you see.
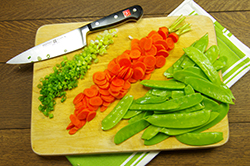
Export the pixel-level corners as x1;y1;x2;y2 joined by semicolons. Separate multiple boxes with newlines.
6;5;143;64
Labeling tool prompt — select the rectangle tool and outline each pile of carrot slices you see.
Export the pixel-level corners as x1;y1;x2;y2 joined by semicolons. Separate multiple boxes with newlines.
67;27;179;135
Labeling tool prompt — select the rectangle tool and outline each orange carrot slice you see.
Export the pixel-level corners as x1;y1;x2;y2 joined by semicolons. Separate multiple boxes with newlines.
155;55;166;68
150;33;163;43
73;92;84;105
99;88;110;96
132;67;145;80
84;88;98;97
66;122;75;130
147;30;158;38
143;55;156;68
112;77;125;87
133;61;146;72
158;27;169;40
86;111;96;122
122;80;131;90
77;109;90;120
168;32;179;43
145;45;157;56
166;37;175;50
142;73;151;80
69;114;82;128
144;38;153;51
89;96;103;107
154;40;169;50
155;44;165;51
100;105;108;112
101;94;115;103
69;127;78;135
129;49;141;60
156;49;169;58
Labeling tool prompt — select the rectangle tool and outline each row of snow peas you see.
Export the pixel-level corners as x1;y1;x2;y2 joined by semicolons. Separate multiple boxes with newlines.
101;33;234;146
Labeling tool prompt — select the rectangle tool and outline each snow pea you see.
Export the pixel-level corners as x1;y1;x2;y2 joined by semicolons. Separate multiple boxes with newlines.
184;77;234;104
171;90;184;98
128;111;145;124
213;56;228;71
140;79;186;90
160;112;219;136
176;132;223;146
184;84;195;95
192;103;229;133
183;46;222;85
201;95;219;111
123;110;141;119
144;133;170;146
204;45;220;64
180;33;209;69
183;66;208;79
102;94;134;130
141;125;162;140
150;88;172;97
114;119;150;144
145;110;211;128
130;93;203;112
173;70;207;83
176;103;204;113
135;95;168;104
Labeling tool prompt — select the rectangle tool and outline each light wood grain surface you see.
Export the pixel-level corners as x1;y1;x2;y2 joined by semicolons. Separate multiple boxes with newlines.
0;0;250;165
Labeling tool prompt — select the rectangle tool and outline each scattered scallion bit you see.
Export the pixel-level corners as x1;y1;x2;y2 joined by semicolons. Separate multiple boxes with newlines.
37;56;42;61
28;56;31;59
37;29;118;118
46;54;50;59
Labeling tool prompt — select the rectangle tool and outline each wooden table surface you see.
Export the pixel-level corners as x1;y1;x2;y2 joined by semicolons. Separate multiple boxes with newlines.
0;0;249;165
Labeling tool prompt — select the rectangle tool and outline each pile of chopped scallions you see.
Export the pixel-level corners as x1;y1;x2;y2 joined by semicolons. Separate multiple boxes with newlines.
37;29;118;118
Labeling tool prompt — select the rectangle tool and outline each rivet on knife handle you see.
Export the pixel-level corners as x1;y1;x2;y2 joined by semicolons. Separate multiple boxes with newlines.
87;5;143;31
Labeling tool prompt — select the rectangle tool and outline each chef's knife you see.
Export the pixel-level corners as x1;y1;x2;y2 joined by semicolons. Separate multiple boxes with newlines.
6;5;143;64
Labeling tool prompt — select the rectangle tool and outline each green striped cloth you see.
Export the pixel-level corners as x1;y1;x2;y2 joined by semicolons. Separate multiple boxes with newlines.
67;0;250;165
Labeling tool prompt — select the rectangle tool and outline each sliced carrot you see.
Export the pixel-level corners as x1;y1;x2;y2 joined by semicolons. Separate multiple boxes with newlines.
155;55;166;68
129;49;141;60
86;111;96;122
131;38;140;46
143;55;156;68
104;69;112;81
69;114;82;128
131;44;141;52
154;40;168;50
138;56;145;62
156;49;169;58
158;27;169;40
98;81;110;90
69;127;78;135
110;84;123;92
66;122;74;130
89;96;103;107
73;92;84;105
90;84;99;91
99;88;110;96
145;45;157;56
94;71;106;81
77;120;86;129
139;37;147;49
155;44;165;51
94;78;107;86
109;88;120;97
132;67;145;80
101;94;115;103
166;37;175;50
116;89;128;99
145;67;155;74
147;30;158;38
128;77;137;83
117;66;129;78
100;105;108;112
143;37;153;51
102;101;111;106
124;68;133;80
142;73;151;80
112;77;125;87
107;60;120;75
168;32;179;43
86;101;99;111
122;80;131;90
84;88;98;98
118;57;131;68
133;61;146;72
123;49;131;55
150;33;163;43
77;109;90;120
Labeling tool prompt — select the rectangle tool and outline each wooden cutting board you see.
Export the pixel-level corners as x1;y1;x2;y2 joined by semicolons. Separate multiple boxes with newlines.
31;16;229;155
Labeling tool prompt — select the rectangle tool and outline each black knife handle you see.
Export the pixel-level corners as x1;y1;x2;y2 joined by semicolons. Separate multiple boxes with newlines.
87;5;143;31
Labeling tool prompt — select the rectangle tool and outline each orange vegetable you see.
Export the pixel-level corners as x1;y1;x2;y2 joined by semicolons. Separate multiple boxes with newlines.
70;114;82;128
99;88;110;96
112;77;125;87
154;40;168;50
100;105;108;112
129;49;141;60
132;67;145;80
158;27;169;40
156;49;169;58
101;94;116;103
144;38;153;51
77;109;90;120
84;88;98;98
166;37;175;50
118;57;131;68
150;33;163;43
145;45;157;56
168;32;179;43
73;92;84;105
69;127;78;135
155;55;166;68
86;111;96;121
147;30;158;38
66;122;75;130
107;60;120;75
143;55;156;68
89;96;103;107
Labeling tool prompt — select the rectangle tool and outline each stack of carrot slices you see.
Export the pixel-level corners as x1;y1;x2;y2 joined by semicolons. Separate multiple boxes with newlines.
67;27;179;135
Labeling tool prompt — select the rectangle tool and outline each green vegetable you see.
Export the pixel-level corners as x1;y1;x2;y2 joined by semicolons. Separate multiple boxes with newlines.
102;94;133;130
134;95;168;104
37;29;118;118
144;133;169;146
145;110;211;128
176;132;223;146
140;79;186;89
204;45;220;64
114;119;150;145
123;110;141;119
141;125;162;140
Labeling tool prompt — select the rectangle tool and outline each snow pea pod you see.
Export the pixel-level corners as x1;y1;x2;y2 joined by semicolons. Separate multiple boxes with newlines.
128;111;145;124
144;133;170;146
114;119;150;144
173;70;207;83
123;110;141;119
184;84;195;95
204;45;220;64
129;93;203;112
184;77;234;104
213;56;228;71
180;33;209;69
183;66;208;80
135;95;168;104
193;103;229;133
176;103;204;114
183;46;222;85
140;79;186;90
201;95;219;111
141;125;162;140
151;88;172;97
145;110;211;128
176;132;223;146
102;94;134;130
160;112;219;135
171;90;184;98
